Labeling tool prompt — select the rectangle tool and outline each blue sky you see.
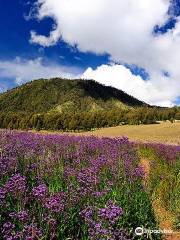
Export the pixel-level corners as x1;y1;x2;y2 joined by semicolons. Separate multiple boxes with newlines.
0;0;180;106
0;0;109;67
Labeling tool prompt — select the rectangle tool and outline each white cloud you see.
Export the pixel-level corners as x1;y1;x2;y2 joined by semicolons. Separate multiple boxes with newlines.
30;28;61;47
82;64;176;107
0;82;8;93
29;0;180;106
0;57;81;89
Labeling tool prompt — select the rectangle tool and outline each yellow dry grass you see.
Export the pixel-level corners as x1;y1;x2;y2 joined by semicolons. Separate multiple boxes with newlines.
77;122;180;145
36;122;180;144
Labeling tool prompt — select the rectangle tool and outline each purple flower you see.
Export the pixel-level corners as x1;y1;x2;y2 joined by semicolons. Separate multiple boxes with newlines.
9;212;16;218
77;167;99;196
9;210;29;224
92;190;107;197
0;187;6;205
80;207;93;223
44;192;65;213
1;222;15;238
17;210;29;222
32;184;48;200
98;201;123;224
133;166;145;179
5;174;26;197
2;222;15;231
23;223;43;240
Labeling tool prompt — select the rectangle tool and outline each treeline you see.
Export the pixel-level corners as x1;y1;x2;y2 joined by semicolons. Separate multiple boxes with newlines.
0;107;179;131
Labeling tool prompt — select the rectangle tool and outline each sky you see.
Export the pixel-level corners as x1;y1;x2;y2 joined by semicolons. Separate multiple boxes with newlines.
0;0;180;106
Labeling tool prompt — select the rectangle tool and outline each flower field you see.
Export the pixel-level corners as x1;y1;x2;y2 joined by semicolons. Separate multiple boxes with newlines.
0;131;179;239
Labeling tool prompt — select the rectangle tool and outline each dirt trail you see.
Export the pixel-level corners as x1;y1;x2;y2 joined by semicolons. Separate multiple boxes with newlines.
141;158;180;240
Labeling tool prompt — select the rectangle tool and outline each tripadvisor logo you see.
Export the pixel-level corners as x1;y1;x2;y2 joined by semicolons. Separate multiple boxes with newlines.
135;227;173;236
135;227;144;236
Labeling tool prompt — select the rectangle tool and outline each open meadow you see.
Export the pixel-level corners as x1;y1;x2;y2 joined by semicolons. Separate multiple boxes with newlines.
78;122;180;145
0;130;179;239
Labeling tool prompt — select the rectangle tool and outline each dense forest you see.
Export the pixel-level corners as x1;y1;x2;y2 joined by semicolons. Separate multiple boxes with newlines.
0;107;179;131
0;78;179;131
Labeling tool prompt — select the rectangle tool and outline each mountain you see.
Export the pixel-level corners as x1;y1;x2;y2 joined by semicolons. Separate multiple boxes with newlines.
0;78;179;131
0;78;147;114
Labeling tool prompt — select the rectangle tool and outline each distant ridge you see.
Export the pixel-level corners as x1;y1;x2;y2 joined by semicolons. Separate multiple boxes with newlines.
0;78;147;114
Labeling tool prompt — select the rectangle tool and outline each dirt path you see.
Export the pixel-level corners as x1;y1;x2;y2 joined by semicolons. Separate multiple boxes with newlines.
141;158;180;240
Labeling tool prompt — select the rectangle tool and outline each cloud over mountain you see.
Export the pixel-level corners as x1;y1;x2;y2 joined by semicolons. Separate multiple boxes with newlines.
82;64;176;107
0;57;81;92
29;0;180;106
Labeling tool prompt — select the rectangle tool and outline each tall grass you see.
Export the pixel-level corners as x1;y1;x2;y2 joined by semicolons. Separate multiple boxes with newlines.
139;143;180;230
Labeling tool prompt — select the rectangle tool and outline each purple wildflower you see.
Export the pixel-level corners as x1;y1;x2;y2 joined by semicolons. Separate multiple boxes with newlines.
44;192;65;213
0;187;6;205
98;201;123;224
5;174;26;197
32;184;48;200
77;167;99;196
16;210;29;222
23;223;43;240
1;222;15;238
80;207;93;223
133;166;145;179
92;190;107;197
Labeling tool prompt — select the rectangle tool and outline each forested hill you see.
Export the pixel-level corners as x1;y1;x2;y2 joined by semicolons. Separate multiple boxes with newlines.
0;78;179;131
0;78;147;114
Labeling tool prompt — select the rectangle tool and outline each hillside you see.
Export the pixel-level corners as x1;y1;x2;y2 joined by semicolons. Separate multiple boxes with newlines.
0;78;179;131
0;78;147;114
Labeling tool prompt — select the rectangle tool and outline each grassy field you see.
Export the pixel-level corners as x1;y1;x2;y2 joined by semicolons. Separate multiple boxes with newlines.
138;143;180;240
77;122;180;145
37;122;180;144
1;129;180;239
